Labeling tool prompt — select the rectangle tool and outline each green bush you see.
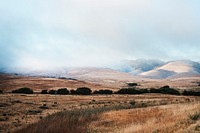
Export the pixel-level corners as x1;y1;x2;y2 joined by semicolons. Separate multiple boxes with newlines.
93;89;113;95
75;87;92;95
149;88;161;93
127;83;138;87
57;88;69;95
70;89;76;95
159;86;180;95
12;88;33;94
149;86;180;95
49;90;56;94
182;90;200;96
116;88;147;94
41;90;48;94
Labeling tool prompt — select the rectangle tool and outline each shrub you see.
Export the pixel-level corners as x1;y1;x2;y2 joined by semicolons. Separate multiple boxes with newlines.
70;89;76;95
139;89;149;93
129;101;136;106
116;88;146;94
41;90;48;94
149;86;180;95
75;87;92;95
189;111;200;121
0;90;3;94
127;83;138;87
182;90;200;96
26;110;42;115
159;86;180;95
57;88;69;95
49;90;56;95
93;89;113;95
149;88;161;93
12;88;33;94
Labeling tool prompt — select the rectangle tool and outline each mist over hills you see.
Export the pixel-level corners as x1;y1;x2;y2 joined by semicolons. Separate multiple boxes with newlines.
1;59;200;80
139;60;200;79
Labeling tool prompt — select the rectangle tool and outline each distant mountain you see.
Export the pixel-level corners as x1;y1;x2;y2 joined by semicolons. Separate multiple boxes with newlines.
1;59;200;80
139;60;200;79
114;59;164;75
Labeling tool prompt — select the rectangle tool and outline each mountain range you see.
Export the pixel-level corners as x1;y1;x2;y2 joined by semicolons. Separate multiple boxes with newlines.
1;59;200;79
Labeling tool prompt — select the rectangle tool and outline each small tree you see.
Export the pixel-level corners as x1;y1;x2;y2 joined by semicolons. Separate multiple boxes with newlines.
49;90;56;95
93;89;113;95
57;88;69;95
12;88;33;94
127;83;138;87
182;90;200;96
41;90;48;94
75;87;92;95
149;88;161;93
159;86;180;95
70;89;76;95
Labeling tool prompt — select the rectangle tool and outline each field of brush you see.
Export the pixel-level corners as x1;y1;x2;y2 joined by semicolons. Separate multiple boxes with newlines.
0;74;200;133
0;93;199;133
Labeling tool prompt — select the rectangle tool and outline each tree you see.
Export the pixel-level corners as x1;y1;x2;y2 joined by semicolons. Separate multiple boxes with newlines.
49;90;56;94
75;87;92;95
12;88;33;94
41;90;48;94
57;88;69;95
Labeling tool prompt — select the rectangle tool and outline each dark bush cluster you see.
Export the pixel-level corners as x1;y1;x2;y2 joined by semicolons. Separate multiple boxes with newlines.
159;86;180;95
48;90;57;94
127;83;138;87
149;86;180;95
75;87;92;95
41;87;92;95
70;89;76;95
149;88;161;93
57;88;69;95
41;90;48;94
182;90;200;96
41;88;69;95
116;88;148;94
93;89;113;95
0;90;3;94
12;88;33;94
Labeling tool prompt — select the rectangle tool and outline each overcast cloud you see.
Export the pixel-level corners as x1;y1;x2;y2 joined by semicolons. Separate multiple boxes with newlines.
0;0;200;68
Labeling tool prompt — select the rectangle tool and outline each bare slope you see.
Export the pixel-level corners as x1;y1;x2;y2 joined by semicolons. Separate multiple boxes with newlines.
139;60;200;79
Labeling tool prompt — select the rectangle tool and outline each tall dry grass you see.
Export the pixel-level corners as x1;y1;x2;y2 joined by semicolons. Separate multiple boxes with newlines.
15;105;136;133
89;103;200;133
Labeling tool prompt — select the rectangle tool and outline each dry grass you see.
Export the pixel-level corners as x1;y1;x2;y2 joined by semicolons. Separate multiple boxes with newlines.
0;93;198;132
89;103;200;133
1;74;200;133
1;74;200;93
0;74;112;92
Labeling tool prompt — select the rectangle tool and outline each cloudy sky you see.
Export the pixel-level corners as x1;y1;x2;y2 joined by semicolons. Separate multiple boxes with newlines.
0;0;200;68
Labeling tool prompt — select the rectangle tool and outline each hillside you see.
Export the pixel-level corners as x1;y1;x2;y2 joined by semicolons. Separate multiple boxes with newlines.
139;60;200;79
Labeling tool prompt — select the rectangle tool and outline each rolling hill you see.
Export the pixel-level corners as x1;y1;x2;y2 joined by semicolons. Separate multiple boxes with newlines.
139;60;200;79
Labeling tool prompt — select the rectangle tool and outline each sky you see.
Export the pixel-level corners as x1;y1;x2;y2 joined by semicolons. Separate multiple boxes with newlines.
0;0;200;69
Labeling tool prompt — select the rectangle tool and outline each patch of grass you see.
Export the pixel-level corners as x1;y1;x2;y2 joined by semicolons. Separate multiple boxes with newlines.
39;104;49;109
129;101;136;106
189;111;200;121
0;102;11;107
15;105;135;133
26;110;42;115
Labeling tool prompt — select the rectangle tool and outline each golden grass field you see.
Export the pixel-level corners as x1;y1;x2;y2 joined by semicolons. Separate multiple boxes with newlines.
0;74;200;133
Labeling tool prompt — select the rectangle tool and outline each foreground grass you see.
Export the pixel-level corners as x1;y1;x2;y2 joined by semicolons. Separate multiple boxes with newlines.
15;105;135;133
15;101;200;133
89;103;200;133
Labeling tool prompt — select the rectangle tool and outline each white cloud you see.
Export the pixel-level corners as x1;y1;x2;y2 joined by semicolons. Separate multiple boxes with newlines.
0;0;200;68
